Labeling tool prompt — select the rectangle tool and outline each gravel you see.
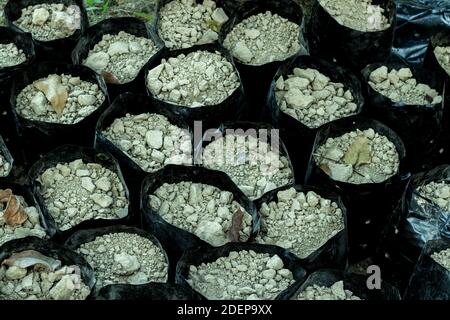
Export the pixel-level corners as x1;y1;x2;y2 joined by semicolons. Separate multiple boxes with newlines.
319;0;390;32
148;181;252;246
0;252;90;300
223;11;300;65
158;0;229;50
147;50;240;107
38;159;128;231
77;232;168;289
0;153;11;177
296;280;361;300
431;248;450;271
15;74;105;124
13;3;81;42
416;181;450;212
0;190;47;246
103;113;192;172
0;43;27;68
187;250;295;300
434;46;450;76
369;66;442;105
83;31;158;84
275;68;358;129
256;188;344;259
315;128;400;184
202;134;294;200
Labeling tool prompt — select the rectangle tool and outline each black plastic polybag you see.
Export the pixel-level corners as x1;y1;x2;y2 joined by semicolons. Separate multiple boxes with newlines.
4;0;89;63
93;282;203;300
0;181;55;240
254;184;348;271
65;224;171;287
141;165;260;272
292;269;401;300
219;0;303;121
144;43;245;129
10;62;110;164
305;116;409;262
404;239;450;300
268;55;364;182
72;17;165;100
392;0;450;67
28;145;131;243
361;61;446;172
306;0;396;73
0;135;14;182
175;242;307;300
0;236;96;296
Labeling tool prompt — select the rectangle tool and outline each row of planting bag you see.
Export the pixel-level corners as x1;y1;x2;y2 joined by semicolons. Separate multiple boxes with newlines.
0;0;449;300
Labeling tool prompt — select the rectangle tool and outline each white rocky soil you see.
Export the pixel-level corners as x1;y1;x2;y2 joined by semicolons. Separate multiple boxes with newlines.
202;134;294;200
0;250;90;300
369;66;443;105
319;0;390;32
315;128;400;184
103;113;192;172
434;46;450;76
0;43;26;68
223;11;300;65
0;153;11;177
296;280;361;300
256;188;344;259
148;181;252;246
147;50;240;107
431;248;450;271
16;74;105;124
77;232;168;289
416;181;450;212
187;250;295;300
275;68;358;129
14;3;81;41
0;189;47;246
158;0;229;50
38;159;128;231
83;31;158;84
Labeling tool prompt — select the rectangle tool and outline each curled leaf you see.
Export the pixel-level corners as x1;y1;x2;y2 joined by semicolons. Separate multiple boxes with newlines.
319;163;331;176
343;136;371;167
0;189;28;226
2;250;61;272
226;208;244;242
0;188;12;203
33;75;68;114
101;71;120;84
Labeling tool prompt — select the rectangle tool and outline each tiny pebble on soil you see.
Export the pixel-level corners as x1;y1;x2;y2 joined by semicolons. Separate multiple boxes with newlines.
296;280;362;300
0;43;26;68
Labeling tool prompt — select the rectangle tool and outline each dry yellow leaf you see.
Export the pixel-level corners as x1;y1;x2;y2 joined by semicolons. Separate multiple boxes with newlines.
343;136;371;167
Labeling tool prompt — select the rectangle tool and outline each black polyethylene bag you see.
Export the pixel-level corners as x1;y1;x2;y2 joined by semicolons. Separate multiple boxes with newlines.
4;0;89;63
0;135;14;182
0;236;95;294
292;269;401;300
72;17;165;100
28;145;131;242
404;239;450;300
93;282;203;300
254;184;348;271
307;0;396;73
219;0;303;121
361;62;446;172
141;165;260;269
268;55;364;182
393;0;450;67
0;181;55;240
10;62;110;164
175;242;307;300
305;116;409;262
65;224;171;286
144;43;245;129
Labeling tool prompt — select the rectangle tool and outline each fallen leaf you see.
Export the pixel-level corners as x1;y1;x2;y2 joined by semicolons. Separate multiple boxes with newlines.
320;163;331;176
2;250;61;272
101;71;120;84
33;75;68;114
227;208;244;242
0;188;28;226
343;136;371;167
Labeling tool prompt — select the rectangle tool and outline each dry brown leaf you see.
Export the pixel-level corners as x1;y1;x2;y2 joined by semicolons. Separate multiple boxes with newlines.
320;163;331;176
0;188;28;226
33;75;68;115
227;208;244;242
343;136;371;167
101;71;120;84
2;250;61;271
0;188;12;202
